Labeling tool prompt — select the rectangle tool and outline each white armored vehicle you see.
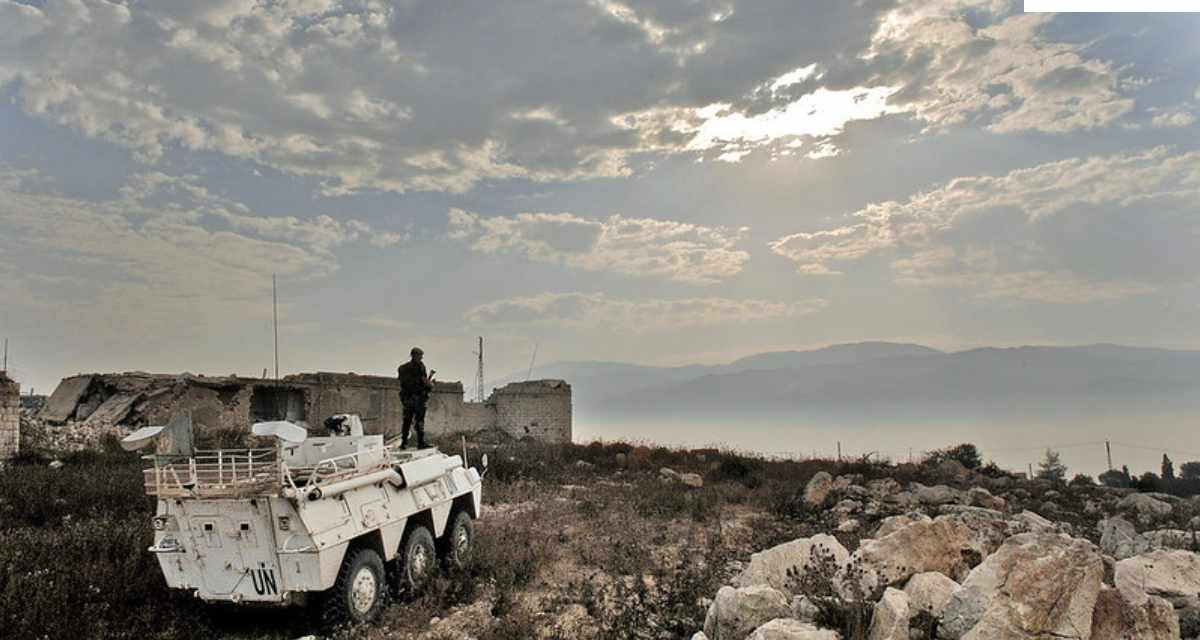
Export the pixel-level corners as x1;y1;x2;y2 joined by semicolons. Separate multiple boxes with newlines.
124;414;485;625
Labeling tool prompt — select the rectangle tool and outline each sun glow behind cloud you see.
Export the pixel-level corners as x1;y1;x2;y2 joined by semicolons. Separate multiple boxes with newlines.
686;86;902;161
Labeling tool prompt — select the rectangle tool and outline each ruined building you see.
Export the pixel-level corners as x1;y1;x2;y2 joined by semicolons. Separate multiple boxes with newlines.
42;371;571;444
0;372;18;459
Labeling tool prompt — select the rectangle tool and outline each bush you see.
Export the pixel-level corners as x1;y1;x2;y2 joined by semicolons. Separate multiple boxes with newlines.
1069;474;1095;487
922;443;982;470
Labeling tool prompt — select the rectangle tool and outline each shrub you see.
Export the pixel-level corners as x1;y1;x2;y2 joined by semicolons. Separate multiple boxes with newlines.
922;443;982;470
1069;474;1095;487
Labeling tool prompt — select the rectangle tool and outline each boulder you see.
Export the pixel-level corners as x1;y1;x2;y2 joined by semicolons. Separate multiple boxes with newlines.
833;499;862;514
837;519;861;533
850;517;988;595
1007;510;1056;535
940;533;1104;639
1114;549;1200;606
867;478;902;499
703;585;792;640
912;483;962;506
735;535;850;595
1098;516;1151;560
692;633;709;640
875;513;931;539
679;472;704;488
1090;587;1178;640
935;459;972;483
1118;494;1173;518
805;472;835;507
1144;529;1194;552
867;588;910;640
966;487;1006;511
791;595;820;622
747;618;841;640
903;572;959;618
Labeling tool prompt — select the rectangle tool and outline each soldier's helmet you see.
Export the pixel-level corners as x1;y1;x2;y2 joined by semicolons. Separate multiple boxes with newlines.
411;347;424;357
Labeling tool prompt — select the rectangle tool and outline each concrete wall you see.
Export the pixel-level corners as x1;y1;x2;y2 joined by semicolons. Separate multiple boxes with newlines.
0;374;19;459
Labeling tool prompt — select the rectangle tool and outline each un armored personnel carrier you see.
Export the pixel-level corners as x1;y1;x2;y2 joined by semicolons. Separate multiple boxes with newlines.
124;414;485;625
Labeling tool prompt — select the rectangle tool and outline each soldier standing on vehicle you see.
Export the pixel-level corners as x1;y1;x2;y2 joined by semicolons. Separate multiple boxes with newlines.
397;347;434;449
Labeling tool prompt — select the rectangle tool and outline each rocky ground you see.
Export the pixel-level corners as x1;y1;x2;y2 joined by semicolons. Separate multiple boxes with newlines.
4;431;1199;639
694;464;1200;640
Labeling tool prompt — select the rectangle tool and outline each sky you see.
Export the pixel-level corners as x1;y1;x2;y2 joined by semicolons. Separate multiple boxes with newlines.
0;0;1199;395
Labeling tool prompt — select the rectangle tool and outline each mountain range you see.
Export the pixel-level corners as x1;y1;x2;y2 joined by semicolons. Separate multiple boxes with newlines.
496;342;1200;422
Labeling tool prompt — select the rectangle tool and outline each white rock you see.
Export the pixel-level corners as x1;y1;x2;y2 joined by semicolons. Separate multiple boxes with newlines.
791;595;820;622
849;516;989;595
679;472;704;488
867;588;910;640
875;513;931;539
1118;493;1173;518
1090;586;1179;639
1115;549;1200;606
48;460;64;469
805;472;834;507
691;633;709;640
703;585;792;640
966;487;1006;511
940;533;1104;640
747;618;841;640
736;534;850;595
1098;516;1152;560
1007;510;1056;534
911;483;961;506
837;519;860;533
903;572;959;618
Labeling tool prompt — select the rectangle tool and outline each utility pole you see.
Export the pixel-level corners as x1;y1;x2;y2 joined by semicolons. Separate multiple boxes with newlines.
1028;462;1034;479
1106;440;1113;471
2;337;6;373
272;274;279;380
837;441;842;463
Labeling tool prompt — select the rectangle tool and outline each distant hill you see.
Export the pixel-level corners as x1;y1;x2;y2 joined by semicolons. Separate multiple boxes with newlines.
496;343;1200;421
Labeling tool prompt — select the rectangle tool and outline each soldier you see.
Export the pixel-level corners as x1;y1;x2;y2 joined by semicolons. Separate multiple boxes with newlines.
397;347;434;449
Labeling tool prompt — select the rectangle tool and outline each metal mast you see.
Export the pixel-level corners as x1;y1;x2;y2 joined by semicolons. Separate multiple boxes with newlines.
272;274;279;380
473;336;485;402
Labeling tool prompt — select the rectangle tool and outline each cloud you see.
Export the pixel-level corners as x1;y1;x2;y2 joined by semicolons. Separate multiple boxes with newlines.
770;146;1200;302
0;1;1164;189
0;165;400;335
447;209;749;285
852;2;1135;134
464;292;828;332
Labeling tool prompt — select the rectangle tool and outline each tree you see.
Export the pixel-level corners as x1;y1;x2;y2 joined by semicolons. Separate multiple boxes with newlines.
1099;469;1129;488
1036;448;1068;482
1070;473;1094;487
1162;454;1176;483
1137;472;1162;493
1181;461;1200;481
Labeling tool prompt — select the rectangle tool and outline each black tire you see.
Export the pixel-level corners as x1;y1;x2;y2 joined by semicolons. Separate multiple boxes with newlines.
394;524;437;597
320;546;386;628
441;511;475;570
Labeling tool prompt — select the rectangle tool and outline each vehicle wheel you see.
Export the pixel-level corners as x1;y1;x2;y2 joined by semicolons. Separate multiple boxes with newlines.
441;510;474;570
394;524;437;597
320;546;386;628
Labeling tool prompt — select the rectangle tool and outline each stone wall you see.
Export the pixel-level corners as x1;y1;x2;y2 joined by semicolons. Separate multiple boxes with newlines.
0;373;19;460
493;380;572;442
43;371;573;445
